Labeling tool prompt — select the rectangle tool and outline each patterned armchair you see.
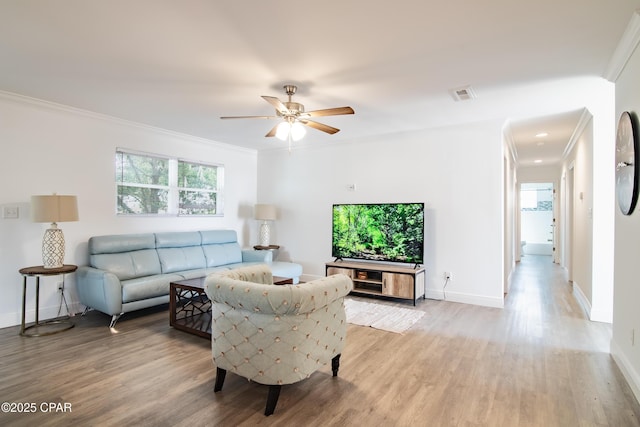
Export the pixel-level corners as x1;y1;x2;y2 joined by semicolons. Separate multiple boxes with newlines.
204;264;353;415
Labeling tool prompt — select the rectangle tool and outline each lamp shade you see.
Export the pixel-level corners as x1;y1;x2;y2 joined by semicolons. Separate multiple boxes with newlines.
255;204;277;221
31;195;79;223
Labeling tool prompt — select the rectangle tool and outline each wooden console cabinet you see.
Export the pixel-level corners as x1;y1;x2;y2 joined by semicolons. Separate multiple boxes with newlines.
325;261;426;305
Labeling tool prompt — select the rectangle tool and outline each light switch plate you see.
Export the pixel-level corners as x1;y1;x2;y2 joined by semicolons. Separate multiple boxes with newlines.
3;206;19;219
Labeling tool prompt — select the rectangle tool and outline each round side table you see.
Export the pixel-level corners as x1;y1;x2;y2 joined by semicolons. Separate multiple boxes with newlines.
253;245;280;261
19;264;77;337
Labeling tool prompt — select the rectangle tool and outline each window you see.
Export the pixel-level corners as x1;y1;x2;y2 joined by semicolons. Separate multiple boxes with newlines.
520;184;552;212
115;149;224;216
177;160;221;215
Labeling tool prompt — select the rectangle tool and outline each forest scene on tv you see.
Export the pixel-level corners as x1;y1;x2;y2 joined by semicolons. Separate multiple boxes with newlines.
332;203;424;264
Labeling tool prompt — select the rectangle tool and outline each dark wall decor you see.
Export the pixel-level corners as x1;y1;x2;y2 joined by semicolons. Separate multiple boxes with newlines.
615;111;639;215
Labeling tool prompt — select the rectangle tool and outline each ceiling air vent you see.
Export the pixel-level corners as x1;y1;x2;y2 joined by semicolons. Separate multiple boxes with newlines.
449;85;477;102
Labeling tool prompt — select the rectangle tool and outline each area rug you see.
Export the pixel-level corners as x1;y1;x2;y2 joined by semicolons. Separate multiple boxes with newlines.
344;298;425;334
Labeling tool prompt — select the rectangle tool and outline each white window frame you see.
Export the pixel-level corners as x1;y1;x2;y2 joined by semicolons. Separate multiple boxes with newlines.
115;148;224;216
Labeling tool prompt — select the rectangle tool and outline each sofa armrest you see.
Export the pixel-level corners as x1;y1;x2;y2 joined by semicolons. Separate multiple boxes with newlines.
76;266;124;316
241;249;272;263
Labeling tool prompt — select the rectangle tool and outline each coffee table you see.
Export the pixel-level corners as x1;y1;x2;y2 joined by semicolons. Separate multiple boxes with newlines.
170;275;293;338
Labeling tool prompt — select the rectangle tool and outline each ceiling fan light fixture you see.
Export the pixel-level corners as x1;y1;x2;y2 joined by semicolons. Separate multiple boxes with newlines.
275;121;291;141
221;84;354;142
275;120;306;141
290;121;306;141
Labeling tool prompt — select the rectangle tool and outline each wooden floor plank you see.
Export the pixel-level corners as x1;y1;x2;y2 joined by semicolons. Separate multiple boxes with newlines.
0;255;639;426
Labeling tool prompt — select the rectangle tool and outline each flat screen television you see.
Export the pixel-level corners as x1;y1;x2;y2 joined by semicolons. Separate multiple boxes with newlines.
332;202;424;265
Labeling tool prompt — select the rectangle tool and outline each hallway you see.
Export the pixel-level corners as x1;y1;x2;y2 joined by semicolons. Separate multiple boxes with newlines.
499;255;639;424
507;254;587;321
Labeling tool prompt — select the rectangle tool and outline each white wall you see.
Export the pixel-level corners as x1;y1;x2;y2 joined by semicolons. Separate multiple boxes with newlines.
0;92;258;328
562;121;594;306
611;15;640;401
258;121;506;308
503;145;517;294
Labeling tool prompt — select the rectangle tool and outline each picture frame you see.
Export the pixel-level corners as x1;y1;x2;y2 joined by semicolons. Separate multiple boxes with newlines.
615;111;639;215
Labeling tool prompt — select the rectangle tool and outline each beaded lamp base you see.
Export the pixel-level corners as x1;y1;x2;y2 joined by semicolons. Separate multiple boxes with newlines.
259;221;271;247
42;226;65;269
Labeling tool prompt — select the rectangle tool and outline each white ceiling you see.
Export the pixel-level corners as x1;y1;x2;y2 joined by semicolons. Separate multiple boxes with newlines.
508;109;587;167
1;1;639;164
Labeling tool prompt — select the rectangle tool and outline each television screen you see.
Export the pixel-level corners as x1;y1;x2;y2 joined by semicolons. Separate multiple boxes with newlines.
332;203;424;264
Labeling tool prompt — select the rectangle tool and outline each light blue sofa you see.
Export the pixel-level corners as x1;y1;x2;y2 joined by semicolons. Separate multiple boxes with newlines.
76;230;303;327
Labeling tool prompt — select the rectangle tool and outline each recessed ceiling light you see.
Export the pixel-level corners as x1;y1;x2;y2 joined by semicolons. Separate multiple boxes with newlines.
534;159;543;163
535;132;548;138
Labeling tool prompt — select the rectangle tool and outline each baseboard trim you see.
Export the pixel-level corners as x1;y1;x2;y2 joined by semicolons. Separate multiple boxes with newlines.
426;289;504;308
611;339;640;405
572;281;612;323
572;281;592;318
314;272;505;309
0;302;81;329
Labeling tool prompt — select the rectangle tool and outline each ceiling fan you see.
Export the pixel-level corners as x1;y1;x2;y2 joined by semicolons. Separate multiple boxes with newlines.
220;85;354;141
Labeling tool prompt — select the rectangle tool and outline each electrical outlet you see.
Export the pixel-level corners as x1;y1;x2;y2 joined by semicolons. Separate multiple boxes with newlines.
57;281;64;292
444;271;452;280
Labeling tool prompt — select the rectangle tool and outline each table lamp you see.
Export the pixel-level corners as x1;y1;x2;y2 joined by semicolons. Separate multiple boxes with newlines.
31;194;79;269
255;204;277;247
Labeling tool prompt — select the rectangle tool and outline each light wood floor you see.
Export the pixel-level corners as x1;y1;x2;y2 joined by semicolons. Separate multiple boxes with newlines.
1;256;639;426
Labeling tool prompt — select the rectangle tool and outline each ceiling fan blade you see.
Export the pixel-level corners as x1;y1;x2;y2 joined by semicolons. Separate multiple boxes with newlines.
265;123;279;138
262;96;289;115
303;106;354;117
220;115;278;119
301;120;340;135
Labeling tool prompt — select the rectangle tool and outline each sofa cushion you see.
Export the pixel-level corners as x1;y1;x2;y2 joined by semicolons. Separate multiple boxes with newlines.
202;242;242;267
92;249;161;281
89;234;162;281
157;246;206;273
155;231;202;248
89;233;156;254
200;230;238;244
154;231;207;273
175;266;230;280
122;273;184;303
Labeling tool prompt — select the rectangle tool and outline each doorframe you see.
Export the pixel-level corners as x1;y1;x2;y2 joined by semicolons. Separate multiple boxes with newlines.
564;162;575;282
519;181;556;259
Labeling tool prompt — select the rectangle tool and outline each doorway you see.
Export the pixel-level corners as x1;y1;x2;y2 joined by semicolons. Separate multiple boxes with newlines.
520;183;555;258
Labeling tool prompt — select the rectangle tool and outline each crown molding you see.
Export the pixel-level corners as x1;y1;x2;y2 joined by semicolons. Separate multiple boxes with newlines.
562;108;592;160
502;123;519;165
604;10;640;82
0;90;257;155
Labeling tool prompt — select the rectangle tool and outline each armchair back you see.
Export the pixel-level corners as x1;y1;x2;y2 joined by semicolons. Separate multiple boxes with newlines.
205;265;353;386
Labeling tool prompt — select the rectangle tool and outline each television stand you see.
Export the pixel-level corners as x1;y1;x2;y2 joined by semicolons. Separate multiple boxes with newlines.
325;261;426;305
